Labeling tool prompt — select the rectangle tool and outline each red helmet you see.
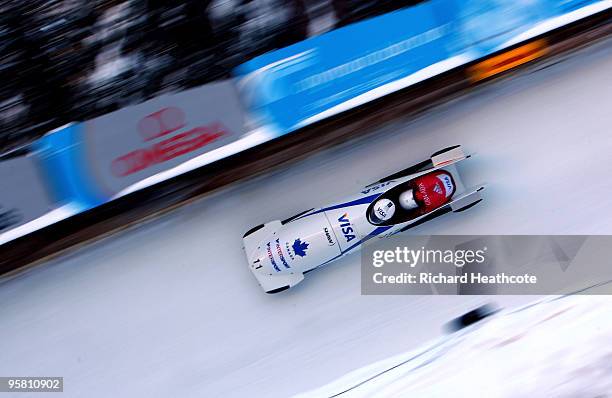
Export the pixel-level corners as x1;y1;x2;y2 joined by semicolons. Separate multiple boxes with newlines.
413;171;456;212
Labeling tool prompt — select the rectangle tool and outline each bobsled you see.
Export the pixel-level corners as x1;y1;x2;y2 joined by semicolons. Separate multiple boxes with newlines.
243;145;484;293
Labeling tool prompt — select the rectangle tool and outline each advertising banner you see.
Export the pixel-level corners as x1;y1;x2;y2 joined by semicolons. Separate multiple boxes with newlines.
0;155;54;233
0;154;79;245
236;0;609;134
236;0;456;134
35;80;247;209
81;81;245;198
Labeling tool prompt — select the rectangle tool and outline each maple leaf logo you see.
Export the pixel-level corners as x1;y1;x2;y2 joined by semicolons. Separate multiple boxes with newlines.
292;239;309;258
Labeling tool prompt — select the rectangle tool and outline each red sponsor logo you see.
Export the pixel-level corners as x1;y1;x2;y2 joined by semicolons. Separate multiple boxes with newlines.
111;108;228;177
138;107;186;141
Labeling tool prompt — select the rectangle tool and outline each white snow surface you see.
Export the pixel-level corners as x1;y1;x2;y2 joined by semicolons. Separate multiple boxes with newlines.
296;295;612;398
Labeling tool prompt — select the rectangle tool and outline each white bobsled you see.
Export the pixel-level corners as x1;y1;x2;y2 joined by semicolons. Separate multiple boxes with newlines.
243;145;484;293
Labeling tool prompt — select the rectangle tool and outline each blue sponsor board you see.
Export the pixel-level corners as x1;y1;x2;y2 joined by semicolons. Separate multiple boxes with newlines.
449;0;550;54
236;0;606;135
33;123;107;212
236;0;455;134
555;0;602;13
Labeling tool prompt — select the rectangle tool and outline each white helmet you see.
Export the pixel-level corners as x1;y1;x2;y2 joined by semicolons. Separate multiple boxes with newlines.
399;189;418;210
371;198;396;224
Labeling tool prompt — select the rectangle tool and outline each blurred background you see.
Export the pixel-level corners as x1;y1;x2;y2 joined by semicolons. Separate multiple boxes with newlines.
0;0;423;153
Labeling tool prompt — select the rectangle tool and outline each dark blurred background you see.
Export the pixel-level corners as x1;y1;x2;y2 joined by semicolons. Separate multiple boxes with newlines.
0;0;422;154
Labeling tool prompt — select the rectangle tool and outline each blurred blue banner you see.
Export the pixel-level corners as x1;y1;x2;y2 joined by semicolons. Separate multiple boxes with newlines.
236;0;455;133
34;123;107;211
236;0;606;134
